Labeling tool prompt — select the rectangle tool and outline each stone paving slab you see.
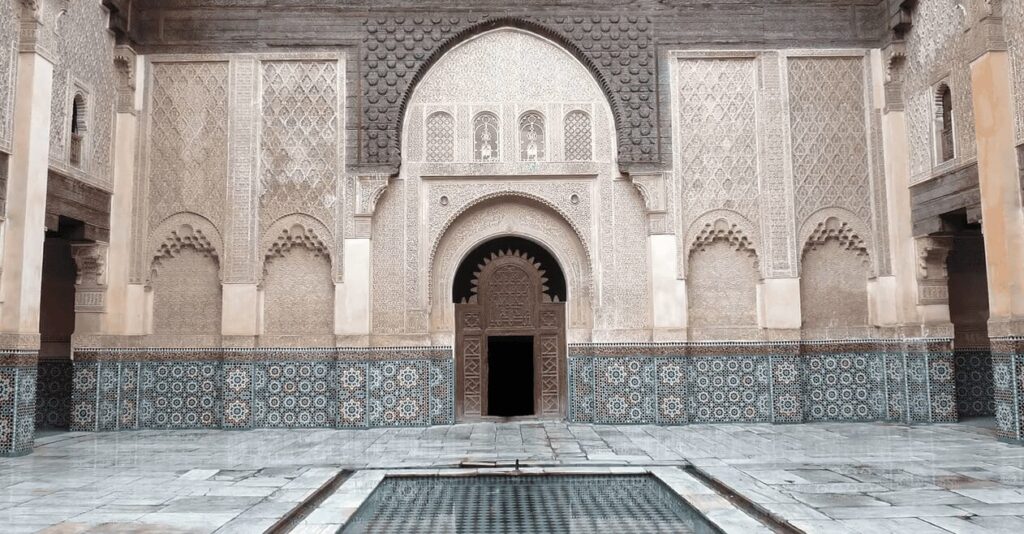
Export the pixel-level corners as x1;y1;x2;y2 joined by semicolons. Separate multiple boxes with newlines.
0;421;1020;532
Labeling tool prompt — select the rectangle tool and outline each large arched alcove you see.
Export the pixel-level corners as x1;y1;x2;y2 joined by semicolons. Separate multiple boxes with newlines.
428;196;593;343
452;234;568;420
371;26;652;343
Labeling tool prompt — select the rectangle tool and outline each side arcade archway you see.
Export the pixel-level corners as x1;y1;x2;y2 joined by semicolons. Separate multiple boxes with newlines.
453;237;567;420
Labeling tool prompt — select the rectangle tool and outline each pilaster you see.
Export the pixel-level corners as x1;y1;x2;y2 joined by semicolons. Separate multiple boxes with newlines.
970;43;1024;441
105;49;141;335
0;9;53;454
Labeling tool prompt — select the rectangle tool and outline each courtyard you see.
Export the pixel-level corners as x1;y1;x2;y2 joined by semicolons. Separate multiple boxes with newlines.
1;421;1022;533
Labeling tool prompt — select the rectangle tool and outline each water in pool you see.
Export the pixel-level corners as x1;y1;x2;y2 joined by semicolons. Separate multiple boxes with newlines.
340;474;722;533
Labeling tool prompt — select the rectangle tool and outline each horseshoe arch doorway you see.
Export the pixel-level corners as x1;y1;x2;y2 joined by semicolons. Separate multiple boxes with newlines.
453;236;567;420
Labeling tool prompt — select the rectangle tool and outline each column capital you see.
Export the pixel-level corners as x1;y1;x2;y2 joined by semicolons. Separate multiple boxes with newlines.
628;171;670;235
353;173;390;239
71;242;109;313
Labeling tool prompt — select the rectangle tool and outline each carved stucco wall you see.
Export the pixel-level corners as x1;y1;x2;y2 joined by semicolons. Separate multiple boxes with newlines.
374;29;647;341
0;0;17;153
672;50;887;331
42;0;117;189
258;58;345;282
903;0;978;184
143;61;229;239
151;248;221;336
801;239;871;336
687;240;760;340
135;53;347;337
263;247;334;337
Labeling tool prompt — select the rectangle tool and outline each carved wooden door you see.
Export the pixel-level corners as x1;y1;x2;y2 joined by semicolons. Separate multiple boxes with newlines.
455;250;566;420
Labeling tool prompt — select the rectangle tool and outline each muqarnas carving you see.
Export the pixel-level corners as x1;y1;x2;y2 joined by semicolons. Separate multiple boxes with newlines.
263;223;334;336
150;223;222;335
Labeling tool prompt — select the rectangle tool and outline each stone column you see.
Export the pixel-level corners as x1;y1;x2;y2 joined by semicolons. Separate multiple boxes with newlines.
970;41;1024;439
0;3;52;455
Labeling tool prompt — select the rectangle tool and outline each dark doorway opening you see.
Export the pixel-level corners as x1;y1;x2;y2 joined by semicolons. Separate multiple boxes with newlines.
487;336;534;417
36;218;82;431
940;211;995;427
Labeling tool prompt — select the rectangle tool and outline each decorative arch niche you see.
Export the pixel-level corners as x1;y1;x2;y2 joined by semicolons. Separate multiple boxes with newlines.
429;197;593;342
148;215;223;336
261;219;334;337
685;216;761;339
799;214;872;336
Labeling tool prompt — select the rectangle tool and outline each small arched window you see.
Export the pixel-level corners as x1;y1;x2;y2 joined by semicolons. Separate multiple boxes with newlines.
70;93;87;167
519;111;545;162
425;111;455;162
935;83;954;163
563;110;592;161
473;112;500;162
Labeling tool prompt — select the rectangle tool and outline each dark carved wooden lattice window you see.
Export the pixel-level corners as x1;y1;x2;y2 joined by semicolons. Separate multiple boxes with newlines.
70;93;86;167
938;84;954;163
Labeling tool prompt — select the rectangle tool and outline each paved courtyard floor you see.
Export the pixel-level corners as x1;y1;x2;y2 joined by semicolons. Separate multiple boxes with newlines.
2;421;1023;533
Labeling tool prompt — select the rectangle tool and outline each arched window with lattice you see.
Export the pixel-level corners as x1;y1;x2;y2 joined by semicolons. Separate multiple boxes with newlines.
934;82;954;164
70;93;87;167
563;110;592;161
425;111;455;162
473;112;500;162
519;111;545;161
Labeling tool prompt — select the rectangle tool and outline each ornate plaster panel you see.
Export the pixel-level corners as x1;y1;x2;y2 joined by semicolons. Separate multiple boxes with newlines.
145;61;230;235
360;15;656;171
258;58;344;280
44;0;116;188
801;239;871;338
151;248;222;336
263;247;334;336
903;0;979;183
675;57;760;226
789;56;873;234
687;239;760;340
0;0;16;152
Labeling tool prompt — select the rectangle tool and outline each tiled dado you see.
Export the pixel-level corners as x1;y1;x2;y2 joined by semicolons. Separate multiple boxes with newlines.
568;340;957;426
0;351;38;456
991;337;1024;442
69;348;455;431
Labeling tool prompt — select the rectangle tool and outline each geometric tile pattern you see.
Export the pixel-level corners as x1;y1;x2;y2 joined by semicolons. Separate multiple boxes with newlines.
594;357;655;424
955;350;995;417
991;338;1023;441
0;352;37;456
569;341;961;427
35;360;73;430
771;353;803;423
568;357;594;424
803;353;885;421
141;361;221;429
690;355;771;423
68;349;457;433
254;361;334;428
368;360;429;427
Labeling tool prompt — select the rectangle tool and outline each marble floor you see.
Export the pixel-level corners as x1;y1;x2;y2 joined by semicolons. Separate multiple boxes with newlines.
2;421;1023;533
